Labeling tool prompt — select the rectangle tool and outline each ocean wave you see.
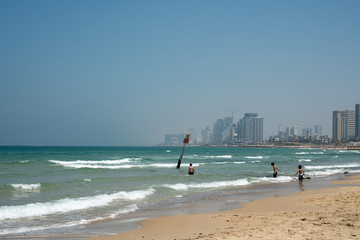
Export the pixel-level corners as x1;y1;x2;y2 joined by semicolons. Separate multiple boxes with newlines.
298;159;312;162
0;188;154;221
49;160;191;169
251;176;293;184
305;164;360;170
10;183;41;191
295;152;324;155
186;155;232;159
249;161;261;163
0;204;139;236
163;179;250;190
212;161;246;165
245;156;266;159
50;158;139;165
306;169;344;177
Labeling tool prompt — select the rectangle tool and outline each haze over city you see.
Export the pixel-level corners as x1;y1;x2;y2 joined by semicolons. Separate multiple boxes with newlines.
1;1;359;146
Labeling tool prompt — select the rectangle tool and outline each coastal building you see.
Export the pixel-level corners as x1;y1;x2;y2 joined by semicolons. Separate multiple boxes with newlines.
285;125;299;140
345;109;356;141
302;128;313;139
332;111;346;142
212;119;224;144
201;127;211;145
222;117;236;143
314;125;322;137
237;113;263;144
314;125;323;140
356;104;360;140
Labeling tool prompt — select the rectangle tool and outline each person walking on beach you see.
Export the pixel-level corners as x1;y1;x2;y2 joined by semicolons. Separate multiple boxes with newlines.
271;162;281;178
188;163;195;175
295;165;305;186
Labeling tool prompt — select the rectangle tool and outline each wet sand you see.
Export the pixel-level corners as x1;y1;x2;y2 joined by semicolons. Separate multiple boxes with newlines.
90;174;360;240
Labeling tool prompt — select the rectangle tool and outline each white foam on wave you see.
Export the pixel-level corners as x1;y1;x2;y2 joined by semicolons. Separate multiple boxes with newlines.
203;155;232;159
245;156;265;159
0;204;139;236
307;169;344;177
164;179;250;191
49;160;187;169
249;160;261;163
212;161;245;165
305;164;360;170
299;159;312;162
0;188;154;221
187;155;232;159
251;176;293;184
295;152;324;155
50;158;139;165
10;183;41;191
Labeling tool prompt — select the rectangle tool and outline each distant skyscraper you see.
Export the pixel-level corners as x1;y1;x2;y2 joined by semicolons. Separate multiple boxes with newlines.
356;104;360;140
213;119;224;144
302;128;313;139
286;125;299;137
237;113;263;144
345;109;355;140
314;125;322;137
314;125;323;140
201;127;211;145
332;111;346;142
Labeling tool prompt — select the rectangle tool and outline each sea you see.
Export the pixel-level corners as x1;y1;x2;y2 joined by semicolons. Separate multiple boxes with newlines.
1;146;360;239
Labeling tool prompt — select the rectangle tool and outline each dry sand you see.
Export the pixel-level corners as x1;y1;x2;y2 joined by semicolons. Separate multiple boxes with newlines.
91;175;360;240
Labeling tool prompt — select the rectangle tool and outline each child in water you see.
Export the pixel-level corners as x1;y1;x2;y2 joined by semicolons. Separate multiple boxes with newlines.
271;162;281;178
295;165;305;186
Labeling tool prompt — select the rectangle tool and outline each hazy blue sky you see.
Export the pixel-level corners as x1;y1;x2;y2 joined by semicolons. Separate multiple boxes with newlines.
1;0;359;146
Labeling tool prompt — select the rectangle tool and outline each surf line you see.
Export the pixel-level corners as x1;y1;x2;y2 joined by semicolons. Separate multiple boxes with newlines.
176;133;190;169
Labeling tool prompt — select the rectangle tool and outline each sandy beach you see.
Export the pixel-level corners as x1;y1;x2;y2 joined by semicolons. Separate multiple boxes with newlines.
91;175;360;240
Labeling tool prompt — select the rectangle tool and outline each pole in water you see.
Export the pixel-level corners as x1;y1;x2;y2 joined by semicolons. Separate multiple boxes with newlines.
176;133;190;169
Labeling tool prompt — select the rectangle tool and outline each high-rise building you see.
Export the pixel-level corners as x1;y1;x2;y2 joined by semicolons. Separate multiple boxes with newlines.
314;125;323;140
356;104;360;140
302;128;313;139
345;109;355;141
201;127;211;145
314;125;323;137
237;113;263;144
332;111;346;142
213;119;224;144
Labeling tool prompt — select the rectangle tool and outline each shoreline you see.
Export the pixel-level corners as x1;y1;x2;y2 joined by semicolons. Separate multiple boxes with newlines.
89;173;360;240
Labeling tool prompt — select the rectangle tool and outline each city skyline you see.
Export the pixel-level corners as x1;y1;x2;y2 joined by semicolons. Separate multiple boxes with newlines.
1;1;360;146
166;103;360;145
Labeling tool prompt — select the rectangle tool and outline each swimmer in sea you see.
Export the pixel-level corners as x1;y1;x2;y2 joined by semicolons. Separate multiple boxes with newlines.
188;163;195;175
271;162;281;178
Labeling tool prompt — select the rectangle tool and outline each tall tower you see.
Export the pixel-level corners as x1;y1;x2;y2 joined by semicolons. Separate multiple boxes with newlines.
212;119;224;144
332;111;346;142
238;113;263;144
356;104;360;140
345;109;355;141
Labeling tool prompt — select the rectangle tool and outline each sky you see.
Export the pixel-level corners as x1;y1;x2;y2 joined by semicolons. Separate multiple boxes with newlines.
0;0;359;146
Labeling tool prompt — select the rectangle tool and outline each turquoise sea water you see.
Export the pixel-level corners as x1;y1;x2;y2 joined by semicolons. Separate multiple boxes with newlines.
0;146;360;239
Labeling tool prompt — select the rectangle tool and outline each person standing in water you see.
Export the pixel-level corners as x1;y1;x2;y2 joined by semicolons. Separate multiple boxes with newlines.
295;165;305;186
188;163;195;175
271;162;281;178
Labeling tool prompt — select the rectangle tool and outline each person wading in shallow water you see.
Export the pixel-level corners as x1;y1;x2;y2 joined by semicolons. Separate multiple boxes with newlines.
271;162;281;178
188;163;195;175
295;165;305;186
